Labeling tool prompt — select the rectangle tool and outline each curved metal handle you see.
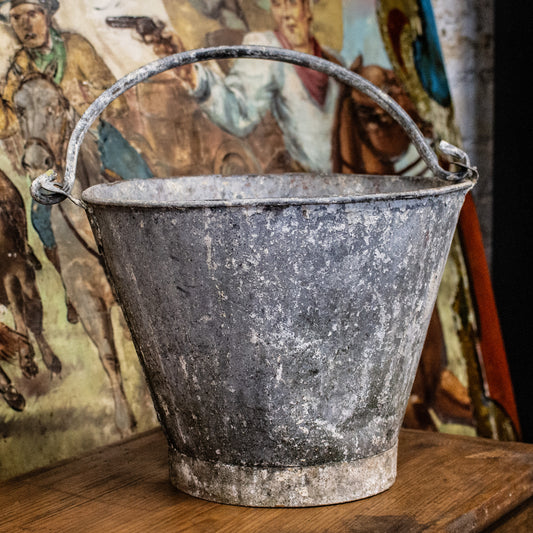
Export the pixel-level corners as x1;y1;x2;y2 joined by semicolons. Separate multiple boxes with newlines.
31;45;477;206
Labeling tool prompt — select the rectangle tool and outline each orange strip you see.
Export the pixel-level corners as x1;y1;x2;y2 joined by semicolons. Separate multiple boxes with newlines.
458;193;521;437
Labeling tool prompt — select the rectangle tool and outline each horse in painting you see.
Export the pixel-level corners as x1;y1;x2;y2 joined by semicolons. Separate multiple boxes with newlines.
331;55;432;176
13;73;137;436
0;168;61;411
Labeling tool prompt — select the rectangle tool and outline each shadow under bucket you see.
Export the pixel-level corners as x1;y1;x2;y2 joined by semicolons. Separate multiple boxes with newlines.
32;46;477;507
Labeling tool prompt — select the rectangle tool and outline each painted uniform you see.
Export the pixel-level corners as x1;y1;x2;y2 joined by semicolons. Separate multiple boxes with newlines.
0;29;151;248
192;31;340;172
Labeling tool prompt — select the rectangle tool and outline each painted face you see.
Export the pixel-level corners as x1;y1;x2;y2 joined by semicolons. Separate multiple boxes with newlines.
10;4;50;50
270;0;312;51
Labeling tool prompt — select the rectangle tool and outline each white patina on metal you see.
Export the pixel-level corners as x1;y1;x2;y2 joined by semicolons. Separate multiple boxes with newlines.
31;46;477;507
169;443;398;507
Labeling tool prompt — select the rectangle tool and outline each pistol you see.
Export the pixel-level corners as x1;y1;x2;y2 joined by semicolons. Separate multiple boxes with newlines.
105;16;177;52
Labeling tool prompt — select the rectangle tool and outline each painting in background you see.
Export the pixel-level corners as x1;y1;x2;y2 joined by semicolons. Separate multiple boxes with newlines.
0;0;518;480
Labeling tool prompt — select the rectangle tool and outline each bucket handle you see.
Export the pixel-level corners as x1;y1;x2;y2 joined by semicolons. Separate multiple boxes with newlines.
31;45;477;206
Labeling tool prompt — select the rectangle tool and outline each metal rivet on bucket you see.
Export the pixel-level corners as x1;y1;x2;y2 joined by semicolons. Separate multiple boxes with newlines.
32;46;477;507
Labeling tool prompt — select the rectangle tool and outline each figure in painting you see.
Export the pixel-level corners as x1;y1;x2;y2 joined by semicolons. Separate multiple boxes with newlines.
0;0;141;435
162;0;341;173
157;0;428;176
0;0;152;321
1;0;152;176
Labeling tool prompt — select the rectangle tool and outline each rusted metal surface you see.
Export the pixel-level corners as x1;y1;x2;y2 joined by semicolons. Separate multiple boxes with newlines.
31;46;476;507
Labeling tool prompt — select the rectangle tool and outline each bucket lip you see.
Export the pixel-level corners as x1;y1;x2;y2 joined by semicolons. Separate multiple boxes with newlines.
81;173;474;209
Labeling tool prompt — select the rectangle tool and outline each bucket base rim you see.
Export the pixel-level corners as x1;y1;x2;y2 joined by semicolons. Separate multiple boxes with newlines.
168;442;398;507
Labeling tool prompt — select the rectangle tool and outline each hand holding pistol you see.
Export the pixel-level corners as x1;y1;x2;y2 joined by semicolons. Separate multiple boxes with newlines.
105;15;197;89
105;16;178;54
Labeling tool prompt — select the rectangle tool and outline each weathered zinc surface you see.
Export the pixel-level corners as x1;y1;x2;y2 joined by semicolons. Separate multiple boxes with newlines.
83;173;471;506
29;45;476;507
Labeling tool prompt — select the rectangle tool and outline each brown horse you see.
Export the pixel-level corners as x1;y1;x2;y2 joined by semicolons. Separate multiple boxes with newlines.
0;169;61;411
13;73;137;436
332;55;432;176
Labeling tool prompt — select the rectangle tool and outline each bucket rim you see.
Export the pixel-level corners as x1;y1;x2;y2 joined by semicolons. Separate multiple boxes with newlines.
81;173;474;209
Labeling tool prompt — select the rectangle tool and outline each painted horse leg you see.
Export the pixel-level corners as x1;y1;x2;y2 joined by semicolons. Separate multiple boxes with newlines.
77;295;137;437
0;365;25;411
44;245;79;324
16;333;37;379
0;321;36;379
17;265;62;376
3;273;38;378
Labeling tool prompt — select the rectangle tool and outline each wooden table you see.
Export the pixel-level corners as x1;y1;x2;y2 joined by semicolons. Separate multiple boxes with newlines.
1;429;532;532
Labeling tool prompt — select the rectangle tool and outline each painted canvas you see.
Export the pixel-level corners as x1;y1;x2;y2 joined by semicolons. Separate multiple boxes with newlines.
0;0;517;480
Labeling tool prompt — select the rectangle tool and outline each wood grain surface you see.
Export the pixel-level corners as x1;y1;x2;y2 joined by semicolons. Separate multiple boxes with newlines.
1;429;532;532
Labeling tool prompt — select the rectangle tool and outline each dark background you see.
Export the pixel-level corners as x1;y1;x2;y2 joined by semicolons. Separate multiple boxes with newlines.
493;3;533;442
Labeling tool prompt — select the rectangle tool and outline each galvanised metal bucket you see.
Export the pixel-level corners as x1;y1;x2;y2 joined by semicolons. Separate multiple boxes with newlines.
32;46;477;507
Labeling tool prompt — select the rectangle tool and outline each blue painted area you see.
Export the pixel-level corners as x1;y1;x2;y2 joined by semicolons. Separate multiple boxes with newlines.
30;121;153;252
97;120;153;181
31;201;55;249
413;0;451;107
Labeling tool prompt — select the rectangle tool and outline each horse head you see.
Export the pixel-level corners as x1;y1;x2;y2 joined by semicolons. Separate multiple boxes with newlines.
350;56;428;162
13;72;73;177
332;56;433;175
